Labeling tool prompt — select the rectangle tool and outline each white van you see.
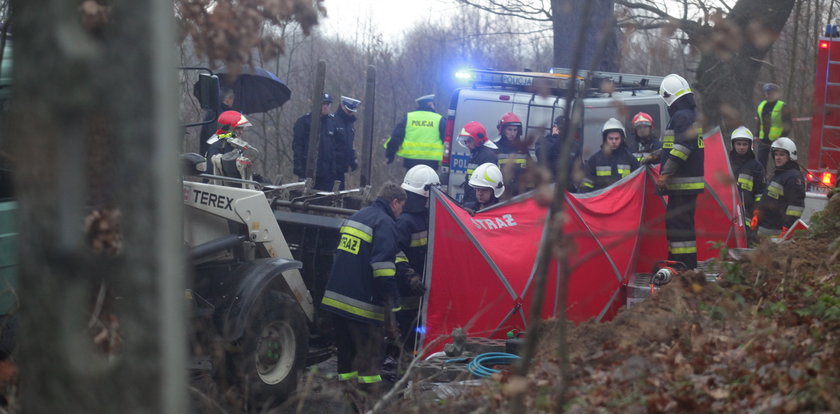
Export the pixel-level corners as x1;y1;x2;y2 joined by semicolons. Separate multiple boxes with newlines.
440;69;669;200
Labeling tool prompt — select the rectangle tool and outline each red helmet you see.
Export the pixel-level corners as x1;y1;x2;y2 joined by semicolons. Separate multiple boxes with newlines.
496;112;523;134
215;111;252;135
457;121;498;149
632;112;653;128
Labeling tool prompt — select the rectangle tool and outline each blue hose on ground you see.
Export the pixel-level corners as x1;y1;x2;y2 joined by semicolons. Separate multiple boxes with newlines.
467;352;521;377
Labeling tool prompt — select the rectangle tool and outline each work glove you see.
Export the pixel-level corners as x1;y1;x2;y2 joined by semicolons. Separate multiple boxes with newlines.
640;154;658;165
409;275;425;295
656;173;669;191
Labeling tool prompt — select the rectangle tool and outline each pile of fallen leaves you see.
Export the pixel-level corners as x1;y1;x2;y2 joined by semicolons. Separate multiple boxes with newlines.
402;196;840;413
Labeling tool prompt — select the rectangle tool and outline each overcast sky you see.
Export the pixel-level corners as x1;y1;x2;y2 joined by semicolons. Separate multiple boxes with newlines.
319;0;452;41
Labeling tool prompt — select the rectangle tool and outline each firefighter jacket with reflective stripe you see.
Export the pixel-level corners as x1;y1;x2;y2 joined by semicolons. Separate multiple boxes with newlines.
396;195;430;276
729;149;765;221
496;137;534;196
461;145;499;205
392;110;444;161
321;199;401;324
394;252;422;311
757;100;786;141
630;133;662;163
757;161;805;234
659;98;705;196
580;145;639;192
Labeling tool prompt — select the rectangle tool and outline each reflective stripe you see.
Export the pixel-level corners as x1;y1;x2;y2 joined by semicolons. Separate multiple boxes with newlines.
395;251;409;263
668;241;697;254
339;371;359;381
665;176;705;191
786;205;804;217
670;143;691;161
498;154;529;167
358;375;382;384
372;261;396;277
674;87;691;98
617;164;631;177
410;231;428;247
662;131;674;149
581;179;594;188
322;290;385;321
737;174;754;191
595;166;612;176
341;220;373;243
758;226;779;236
767;181;784;199
755;194;762;202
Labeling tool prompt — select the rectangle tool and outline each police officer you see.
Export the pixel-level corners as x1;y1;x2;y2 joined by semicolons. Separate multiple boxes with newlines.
320;182;406;389
462;163;505;211
457;121;499;206
755;83;792;168
728;126;765;242
385;94;446;171
494;112;533;196
334;96;361;176
630;112;662;164
657;74;704;269
292;93;347;191
580;118;640;192
535;115;583;190
756;137;805;236
394;165;439;351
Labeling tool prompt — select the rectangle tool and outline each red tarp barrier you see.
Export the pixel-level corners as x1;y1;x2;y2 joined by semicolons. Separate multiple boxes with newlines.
420;128;745;351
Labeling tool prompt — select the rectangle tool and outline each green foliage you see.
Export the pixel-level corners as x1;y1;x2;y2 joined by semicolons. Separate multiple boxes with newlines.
795;293;840;320
761;301;788;317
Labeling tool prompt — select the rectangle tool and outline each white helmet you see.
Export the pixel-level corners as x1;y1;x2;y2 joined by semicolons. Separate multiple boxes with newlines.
659;74;692;107
401;165;440;197
469;163;505;198
730;126;754;143
601;117;626;141
771;137;798;161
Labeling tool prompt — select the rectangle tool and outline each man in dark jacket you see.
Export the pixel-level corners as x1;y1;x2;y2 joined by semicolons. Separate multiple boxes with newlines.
536;115;583;191
292;93;347;191
334;96;361;176
756;137;805;236
580;118;640;192
385;94;446;171
657;74;705;269
629;111;663;164
494;112;534;196
728;126;765;243
321;182;406;389
457;121;499;206
394;165;439;352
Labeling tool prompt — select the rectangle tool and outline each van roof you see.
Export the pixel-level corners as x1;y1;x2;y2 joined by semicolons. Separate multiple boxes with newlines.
455;68;664;97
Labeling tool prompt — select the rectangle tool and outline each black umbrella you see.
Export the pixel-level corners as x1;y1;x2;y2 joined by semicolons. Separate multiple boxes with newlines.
193;66;292;115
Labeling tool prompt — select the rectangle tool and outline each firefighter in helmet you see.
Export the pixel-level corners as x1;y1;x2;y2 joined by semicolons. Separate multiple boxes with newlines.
580;118;640;192
458;121;499;207
728;126;765;243
657;73;704;269
205;110;252;178
755;137;805;237
630;112;662;164
463;163;505;211
494;112;533;196
394;165;439;352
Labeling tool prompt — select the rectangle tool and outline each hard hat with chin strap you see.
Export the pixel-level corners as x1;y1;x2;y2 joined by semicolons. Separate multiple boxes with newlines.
401;164;440;197
730;126;754;143
601;117;626;141
469;163;505;198
770;137;798;160
659;74;692;107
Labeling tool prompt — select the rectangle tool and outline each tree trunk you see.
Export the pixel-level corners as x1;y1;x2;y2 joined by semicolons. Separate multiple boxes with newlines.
552;0;618;71
693;0;796;131
11;0;186;412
